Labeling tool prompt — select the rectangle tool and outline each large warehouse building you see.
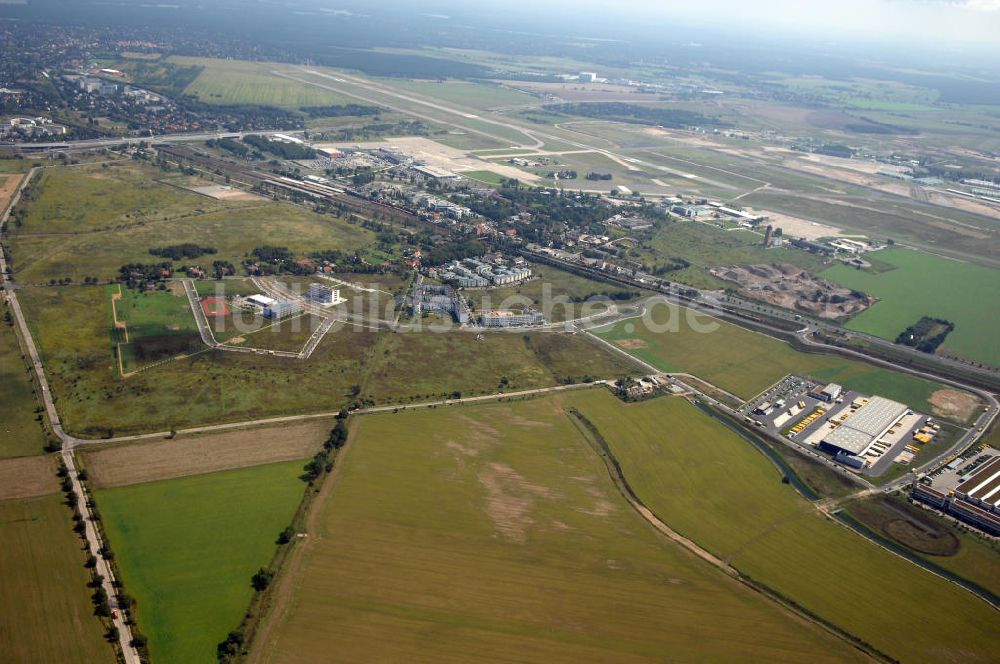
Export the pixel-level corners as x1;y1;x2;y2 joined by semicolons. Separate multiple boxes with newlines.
819;396;909;458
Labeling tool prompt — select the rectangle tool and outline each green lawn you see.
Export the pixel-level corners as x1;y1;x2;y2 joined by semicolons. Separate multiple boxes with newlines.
96;461;306;664
592;304;959;417
570;390;1000;663
0;495;115;663
0;304;47;457
259;396;862;663
822;248;1000;366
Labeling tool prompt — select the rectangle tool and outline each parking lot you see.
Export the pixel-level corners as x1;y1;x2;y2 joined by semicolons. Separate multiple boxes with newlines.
740;375;939;476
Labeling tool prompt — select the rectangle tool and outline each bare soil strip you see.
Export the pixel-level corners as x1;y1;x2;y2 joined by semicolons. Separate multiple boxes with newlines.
0;455;58;500
81;421;332;488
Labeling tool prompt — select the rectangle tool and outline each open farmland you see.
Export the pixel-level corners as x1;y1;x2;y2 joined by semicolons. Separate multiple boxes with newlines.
81;420;330;488
569;390;1000;663
822;248;1000;366
592;302;964;418
0;495;115;663
96;461;306;664
0;304;47;457
254;396;864;663
0;455;57;500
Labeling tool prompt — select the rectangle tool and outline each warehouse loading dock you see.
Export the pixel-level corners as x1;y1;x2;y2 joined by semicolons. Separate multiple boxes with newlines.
741;375;936;476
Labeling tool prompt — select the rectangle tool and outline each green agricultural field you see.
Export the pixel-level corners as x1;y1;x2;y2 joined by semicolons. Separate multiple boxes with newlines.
465;262;644;323
10;184;374;284
592;303;966;419
96;461;307;664
637;220;829;289
171;56;356;108
12;162;224;235
822;248;1000;366
0;304;47;457
257;396;862;663
361;330;638;403
19;285;377;437
0;495;115;663
569;390;1000;663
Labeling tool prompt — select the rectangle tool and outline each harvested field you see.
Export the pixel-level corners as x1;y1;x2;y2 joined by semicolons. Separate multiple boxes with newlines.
0;172;23;212
0;495;116;663
0;455;57;500
82;420;332;488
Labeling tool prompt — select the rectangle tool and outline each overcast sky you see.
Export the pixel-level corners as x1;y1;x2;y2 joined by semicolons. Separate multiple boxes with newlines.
495;0;1000;54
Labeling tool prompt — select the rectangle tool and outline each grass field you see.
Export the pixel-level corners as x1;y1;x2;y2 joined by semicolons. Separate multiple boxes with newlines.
20;284;635;436
570;390;1000;663
361;330;639;403
844;495;1000;599
171;57;357;108
12;163;223;235
11;187;374;284
114;286;202;370
460;169;508;186
96;461;307;664
822;248;1000;366
592;303;965;418
20;285;377;437
638;220;830;289
0;304;47;457
257;396;863;663
0;495;115;663
380;79;537;110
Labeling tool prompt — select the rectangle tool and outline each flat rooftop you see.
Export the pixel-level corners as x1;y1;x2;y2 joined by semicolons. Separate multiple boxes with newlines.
823;396;908;455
